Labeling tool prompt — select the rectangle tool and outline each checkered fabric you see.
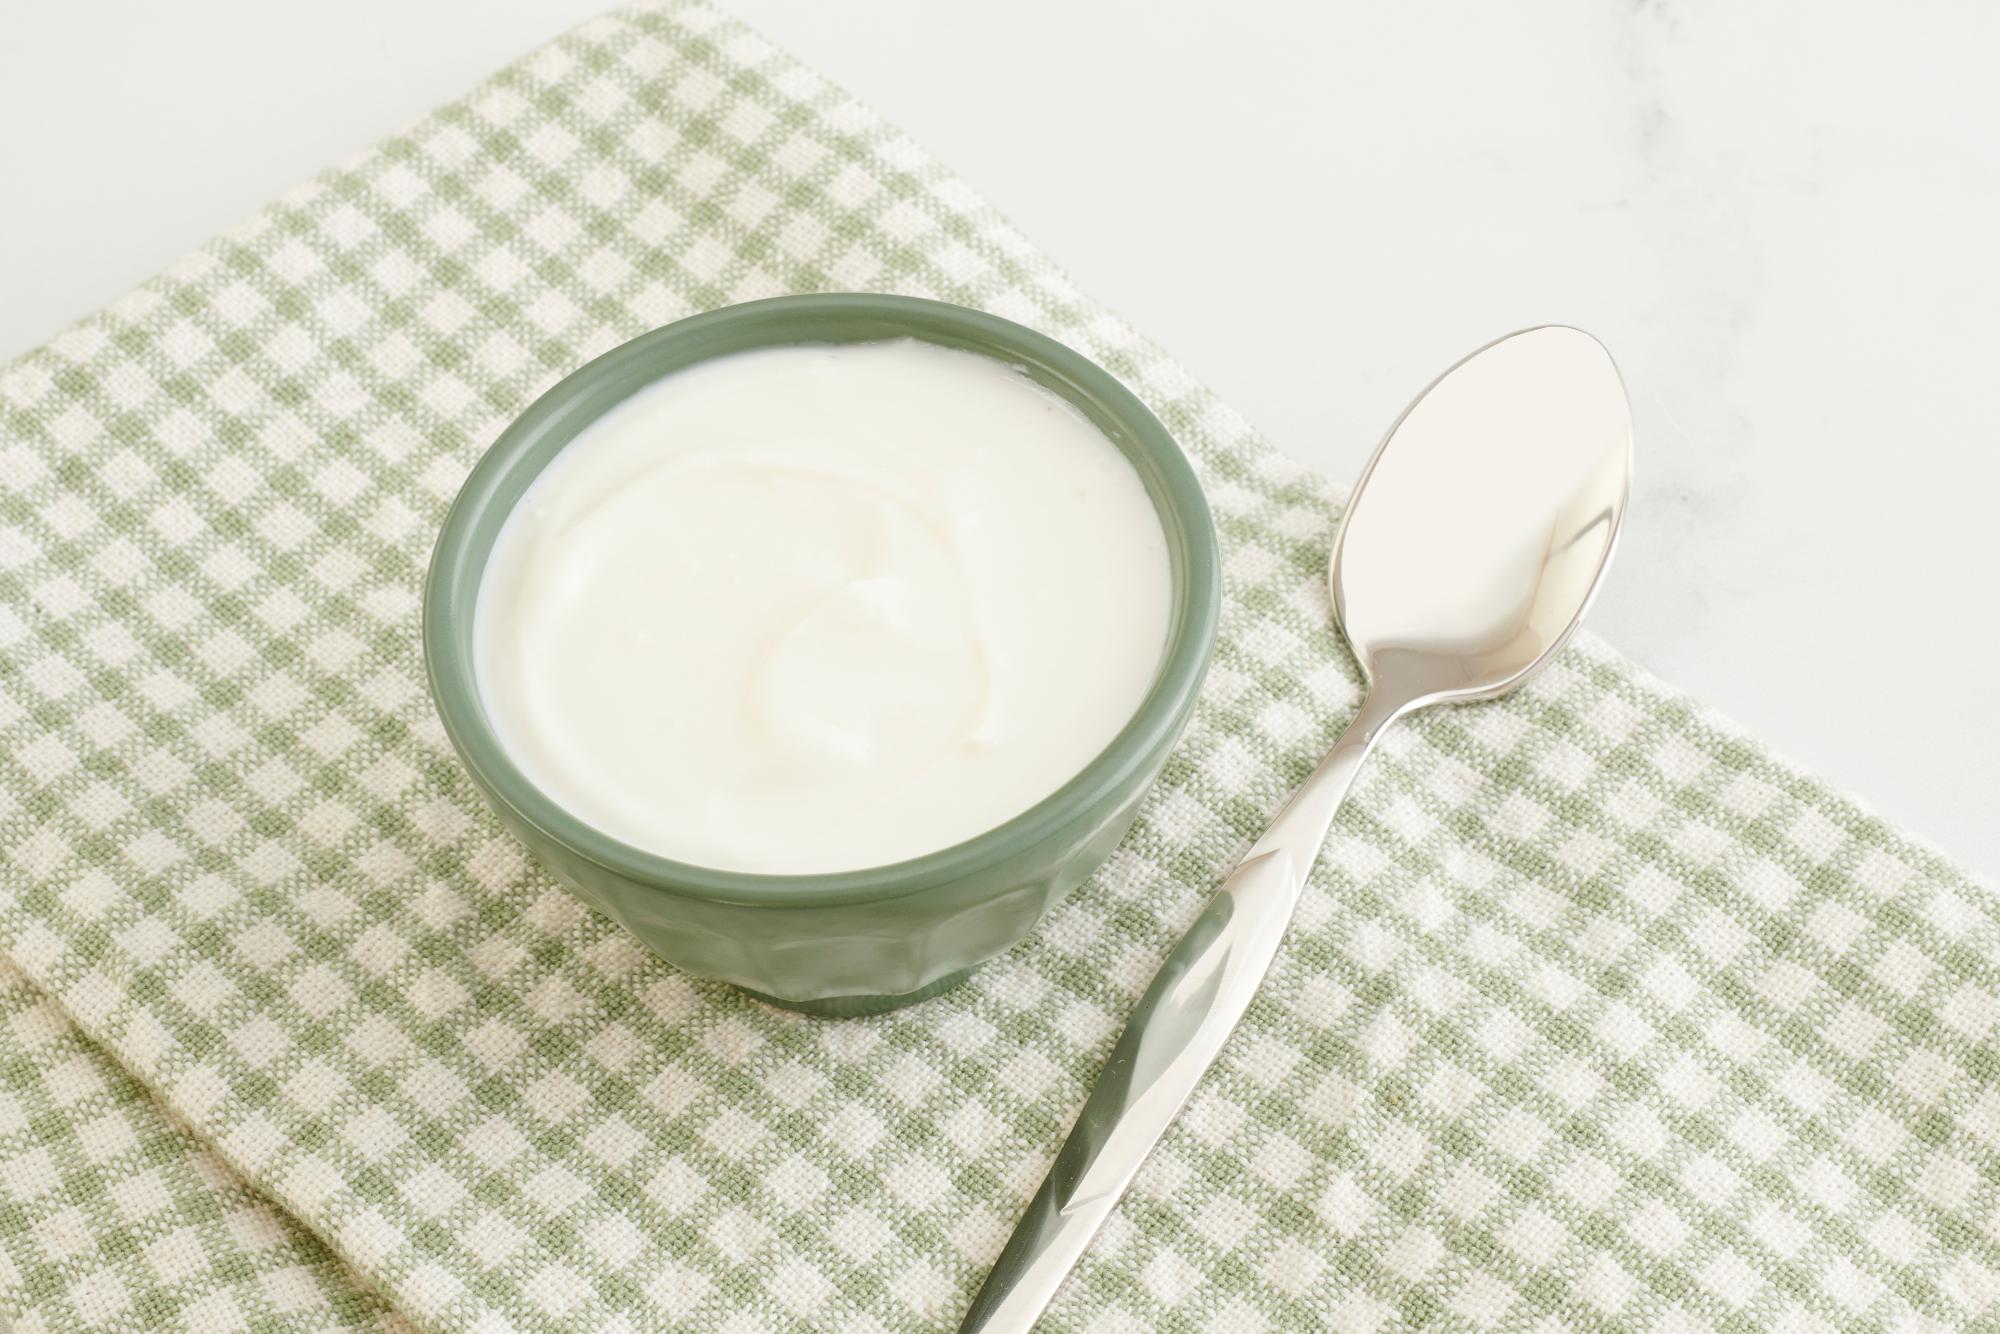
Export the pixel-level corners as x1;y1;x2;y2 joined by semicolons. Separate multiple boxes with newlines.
0;956;410;1332
2;3;1995;1330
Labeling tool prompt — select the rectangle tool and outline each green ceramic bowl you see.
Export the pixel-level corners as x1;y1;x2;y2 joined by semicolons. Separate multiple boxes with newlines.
424;294;1219;1014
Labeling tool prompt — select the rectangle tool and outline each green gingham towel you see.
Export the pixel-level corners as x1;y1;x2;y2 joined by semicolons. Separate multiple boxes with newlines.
2;5;1995;1331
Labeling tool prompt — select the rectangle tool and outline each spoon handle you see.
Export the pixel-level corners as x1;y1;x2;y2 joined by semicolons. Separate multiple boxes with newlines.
957;691;1401;1333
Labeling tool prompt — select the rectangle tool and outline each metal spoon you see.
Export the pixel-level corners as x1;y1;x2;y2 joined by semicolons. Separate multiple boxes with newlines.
958;326;1632;1332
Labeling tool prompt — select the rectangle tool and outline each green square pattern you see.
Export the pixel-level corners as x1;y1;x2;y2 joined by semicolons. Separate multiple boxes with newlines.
1;4;1994;1330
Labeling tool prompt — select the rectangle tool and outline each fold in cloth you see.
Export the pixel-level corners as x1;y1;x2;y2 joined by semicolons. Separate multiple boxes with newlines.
1;3;1993;1330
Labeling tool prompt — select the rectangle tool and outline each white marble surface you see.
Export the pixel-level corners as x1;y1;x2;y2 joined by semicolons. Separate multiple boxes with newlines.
3;1;1994;876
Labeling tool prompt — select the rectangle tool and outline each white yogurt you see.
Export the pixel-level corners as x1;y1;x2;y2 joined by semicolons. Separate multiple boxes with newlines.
475;340;1173;874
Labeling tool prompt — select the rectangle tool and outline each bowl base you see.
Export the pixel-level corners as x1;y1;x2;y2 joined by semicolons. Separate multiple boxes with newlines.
738;965;979;1017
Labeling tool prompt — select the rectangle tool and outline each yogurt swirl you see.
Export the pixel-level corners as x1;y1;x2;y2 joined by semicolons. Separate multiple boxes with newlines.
476;340;1172;874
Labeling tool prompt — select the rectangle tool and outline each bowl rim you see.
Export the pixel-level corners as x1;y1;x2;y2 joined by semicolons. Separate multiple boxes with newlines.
422;293;1219;908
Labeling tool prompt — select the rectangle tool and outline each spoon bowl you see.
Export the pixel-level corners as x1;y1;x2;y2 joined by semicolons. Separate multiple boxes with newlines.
1334;325;1631;706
